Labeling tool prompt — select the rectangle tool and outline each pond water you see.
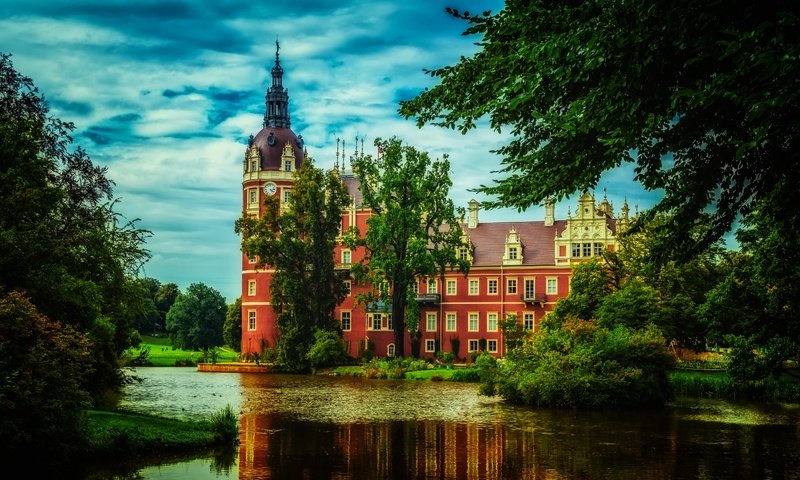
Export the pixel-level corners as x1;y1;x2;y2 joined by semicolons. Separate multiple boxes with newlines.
84;367;800;479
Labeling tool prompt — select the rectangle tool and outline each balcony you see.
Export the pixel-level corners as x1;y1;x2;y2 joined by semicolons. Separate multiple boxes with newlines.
522;294;547;306
415;293;441;306
334;262;352;272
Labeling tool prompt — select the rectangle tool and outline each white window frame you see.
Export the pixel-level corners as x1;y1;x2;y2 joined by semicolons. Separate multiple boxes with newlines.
426;312;437;332
446;279;457;296
427;278;437;294
487;340;498;353
248;280;256;297
523;312;535;331
468;339;479;352
341;250;352;265
487;278;498;295
387;344;396;357
445;312;457;332
468;278;479;296
546;277;558;295
524;278;535;300
344;280;352;296
425;339;436;352
248;310;256;331
341;310;351;331
507;278;517;295
487;312;498;332
468;312;479;332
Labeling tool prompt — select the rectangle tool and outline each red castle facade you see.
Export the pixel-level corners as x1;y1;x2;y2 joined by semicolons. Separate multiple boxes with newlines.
241;49;630;359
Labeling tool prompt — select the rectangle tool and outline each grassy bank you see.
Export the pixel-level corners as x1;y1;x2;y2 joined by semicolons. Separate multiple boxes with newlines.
331;362;481;382
124;335;239;366
668;369;800;402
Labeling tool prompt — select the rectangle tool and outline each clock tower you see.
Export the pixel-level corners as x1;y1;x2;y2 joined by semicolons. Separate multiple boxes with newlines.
240;41;307;356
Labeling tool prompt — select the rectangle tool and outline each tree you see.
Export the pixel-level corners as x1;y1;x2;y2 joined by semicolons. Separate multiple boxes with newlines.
0;52;150;399
224;297;242;351
349;137;470;357
235;160;351;370
154;282;180;331
0;291;92;467
129;277;161;334
166;283;226;351
400;2;800;263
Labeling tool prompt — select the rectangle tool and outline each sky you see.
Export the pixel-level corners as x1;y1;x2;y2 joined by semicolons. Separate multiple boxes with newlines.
1;0;664;302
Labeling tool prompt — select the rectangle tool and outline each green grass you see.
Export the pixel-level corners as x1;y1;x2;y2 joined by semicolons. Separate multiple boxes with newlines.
84;407;238;456
332;364;480;382
124;335;239;366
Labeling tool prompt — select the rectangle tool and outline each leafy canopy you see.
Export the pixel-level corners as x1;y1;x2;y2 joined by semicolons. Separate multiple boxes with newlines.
166;283;227;351
400;1;800;262
348;137;470;357
236;160;351;370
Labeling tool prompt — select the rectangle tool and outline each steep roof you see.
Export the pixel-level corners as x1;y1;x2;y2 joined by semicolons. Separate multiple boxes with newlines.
465;220;567;267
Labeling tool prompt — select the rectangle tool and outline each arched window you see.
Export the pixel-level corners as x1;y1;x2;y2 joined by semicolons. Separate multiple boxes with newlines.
387;344;396;357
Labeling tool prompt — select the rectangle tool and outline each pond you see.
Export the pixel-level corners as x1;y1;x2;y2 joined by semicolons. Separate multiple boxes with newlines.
85;367;800;479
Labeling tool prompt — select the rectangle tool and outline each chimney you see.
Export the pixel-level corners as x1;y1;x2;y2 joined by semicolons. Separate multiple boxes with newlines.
468;199;479;229
544;198;555;226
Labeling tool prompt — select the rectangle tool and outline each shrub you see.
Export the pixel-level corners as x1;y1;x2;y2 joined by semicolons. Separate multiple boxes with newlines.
209;405;240;446
306;329;348;369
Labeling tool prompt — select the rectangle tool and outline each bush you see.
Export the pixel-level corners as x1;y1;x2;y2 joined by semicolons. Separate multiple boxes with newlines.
209;405;240;446
480;319;676;408
306;329;348;369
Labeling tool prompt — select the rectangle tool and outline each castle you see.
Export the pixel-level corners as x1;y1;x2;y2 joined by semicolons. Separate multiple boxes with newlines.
240;46;630;359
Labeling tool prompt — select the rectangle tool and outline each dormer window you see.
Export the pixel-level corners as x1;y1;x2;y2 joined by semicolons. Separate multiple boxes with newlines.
503;227;523;265
508;247;518;260
284;159;292;171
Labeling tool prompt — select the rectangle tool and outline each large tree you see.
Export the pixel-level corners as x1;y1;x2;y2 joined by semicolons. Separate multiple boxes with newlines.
349;137;470;357
165;282;227;351
224;297;242;351
0;52;150;397
235;160;351;370
400;2;799;263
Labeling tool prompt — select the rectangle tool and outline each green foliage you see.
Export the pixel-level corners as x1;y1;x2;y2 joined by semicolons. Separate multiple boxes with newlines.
400;2;800;263
166;283;226;351
236;160;350;371
359;338;375;363
481;320;676;408
500;314;524;353
209;405;240;446
348;137;471;356
224;297;242;351
449;336;460;359
0;291;93;465
596;279;668;330
0;53;150;401
306;329;349;368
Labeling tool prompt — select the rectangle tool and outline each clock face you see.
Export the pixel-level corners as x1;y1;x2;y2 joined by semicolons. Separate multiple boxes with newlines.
263;182;277;195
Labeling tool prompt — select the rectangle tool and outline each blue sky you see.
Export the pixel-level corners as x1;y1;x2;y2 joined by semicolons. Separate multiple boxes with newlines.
1;0;662;302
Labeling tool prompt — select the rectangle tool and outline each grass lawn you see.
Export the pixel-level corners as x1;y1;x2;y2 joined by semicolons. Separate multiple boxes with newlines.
332;365;480;382
125;335;239;366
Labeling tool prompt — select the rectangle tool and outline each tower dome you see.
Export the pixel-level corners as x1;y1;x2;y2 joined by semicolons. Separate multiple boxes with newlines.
249;40;304;171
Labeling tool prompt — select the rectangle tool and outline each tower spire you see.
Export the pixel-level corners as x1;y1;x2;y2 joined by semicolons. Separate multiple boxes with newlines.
264;39;290;128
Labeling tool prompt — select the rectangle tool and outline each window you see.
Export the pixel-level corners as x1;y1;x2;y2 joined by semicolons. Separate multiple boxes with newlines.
344;280;351;296
248;311;256;331
524;279;535;300
426;312;437;332
594;242;603;256
248;255;256;264
427;278;437;294
283;189;291;204
546;277;557;295
341;250;351;265
468;339;479;352
583;243;591;257
446;312;457;332
508;247;518;260
387;313;393;330
468;278;479;295
248;188;258;207
487;313;498;332
371;313;382;331
507;278;517;295
425;339;436;352
523;313;535;331
387;344;396;357
487;340;498;353
446;279;457;295
468;313;479;332
411;281;419;294
248;280;256;296
487;278;498;295
341;311;351;331
572;243;581;257
250;159;258;172
284;159;292;171
459;247;469;260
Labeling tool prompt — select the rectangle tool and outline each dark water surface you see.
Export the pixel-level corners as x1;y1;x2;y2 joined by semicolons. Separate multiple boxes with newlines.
89;367;800;479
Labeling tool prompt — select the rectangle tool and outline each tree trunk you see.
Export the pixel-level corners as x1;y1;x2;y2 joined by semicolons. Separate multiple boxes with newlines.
392;286;406;357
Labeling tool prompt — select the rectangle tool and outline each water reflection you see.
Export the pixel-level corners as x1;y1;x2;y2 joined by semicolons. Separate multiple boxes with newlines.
108;369;800;479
